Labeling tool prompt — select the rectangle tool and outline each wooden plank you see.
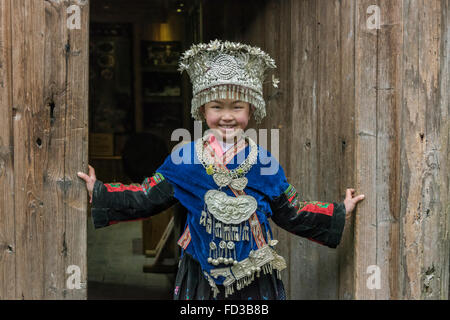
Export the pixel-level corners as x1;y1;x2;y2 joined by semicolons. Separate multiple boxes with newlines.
399;0;419;299
263;0;292;298
11;0;47;299
375;0;403;299
337;0;356;300
395;0;449;299
416;0;448;299
354;0;379;300
63;0;89;299
437;0;449;300
288;0;320;300
42;0;68;299
0;0;15;300
399;0;432;299
4;0;89;299
274;0;293;299
314;0;343;300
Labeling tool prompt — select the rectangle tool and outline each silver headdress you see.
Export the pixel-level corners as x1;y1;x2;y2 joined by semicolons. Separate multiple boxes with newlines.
178;39;279;123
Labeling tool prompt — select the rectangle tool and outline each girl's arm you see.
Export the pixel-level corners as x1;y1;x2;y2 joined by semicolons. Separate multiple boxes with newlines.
269;184;347;248
90;174;177;228
78;166;178;229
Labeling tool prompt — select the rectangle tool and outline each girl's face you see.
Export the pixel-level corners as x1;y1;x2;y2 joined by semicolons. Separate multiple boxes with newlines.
202;98;251;142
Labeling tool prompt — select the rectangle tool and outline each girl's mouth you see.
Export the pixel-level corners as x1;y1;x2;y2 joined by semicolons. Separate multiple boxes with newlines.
218;124;239;131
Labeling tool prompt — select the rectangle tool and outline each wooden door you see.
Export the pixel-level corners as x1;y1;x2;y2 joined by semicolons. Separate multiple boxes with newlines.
0;0;89;299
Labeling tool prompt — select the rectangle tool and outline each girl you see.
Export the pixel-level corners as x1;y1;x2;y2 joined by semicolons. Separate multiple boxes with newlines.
78;39;364;300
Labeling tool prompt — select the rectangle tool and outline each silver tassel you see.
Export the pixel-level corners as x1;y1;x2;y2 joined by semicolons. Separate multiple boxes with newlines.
224;226;231;241
206;216;212;234
232;226;239;241
243;225;249;241
215;222;222;238
199;210;207;226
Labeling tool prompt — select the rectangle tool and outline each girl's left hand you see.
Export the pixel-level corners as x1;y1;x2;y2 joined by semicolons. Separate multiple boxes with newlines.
344;188;365;218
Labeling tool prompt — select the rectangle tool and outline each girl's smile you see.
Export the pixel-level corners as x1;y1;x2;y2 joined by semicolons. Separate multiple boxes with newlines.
202;98;252;142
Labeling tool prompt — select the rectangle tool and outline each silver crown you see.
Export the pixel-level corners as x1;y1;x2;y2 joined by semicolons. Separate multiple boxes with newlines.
178;39;279;123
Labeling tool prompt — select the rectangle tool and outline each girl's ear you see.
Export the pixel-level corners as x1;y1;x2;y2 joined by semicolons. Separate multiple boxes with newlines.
200;105;206;121
249;104;255;116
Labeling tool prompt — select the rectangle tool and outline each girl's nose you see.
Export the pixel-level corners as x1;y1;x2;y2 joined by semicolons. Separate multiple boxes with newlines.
221;111;234;121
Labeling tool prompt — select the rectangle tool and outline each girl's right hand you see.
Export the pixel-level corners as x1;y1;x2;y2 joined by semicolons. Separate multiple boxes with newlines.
77;165;97;203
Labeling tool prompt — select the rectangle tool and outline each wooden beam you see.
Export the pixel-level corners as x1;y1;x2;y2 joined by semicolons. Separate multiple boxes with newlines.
337;0;357;300
63;0;89;299
0;0;16;300
354;0;379;300
400;0;449;299
11;0;47;299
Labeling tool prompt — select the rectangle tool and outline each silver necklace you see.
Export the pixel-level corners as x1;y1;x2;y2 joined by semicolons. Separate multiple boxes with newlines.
196;134;257;190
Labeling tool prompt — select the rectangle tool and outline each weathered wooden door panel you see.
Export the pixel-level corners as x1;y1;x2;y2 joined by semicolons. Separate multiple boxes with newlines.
0;0;15;300
0;0;89;299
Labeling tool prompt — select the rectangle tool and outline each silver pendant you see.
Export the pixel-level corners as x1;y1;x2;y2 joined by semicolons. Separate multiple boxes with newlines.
230;177;248;191
212;173;232;187
212;174;248;190
205;190;257;225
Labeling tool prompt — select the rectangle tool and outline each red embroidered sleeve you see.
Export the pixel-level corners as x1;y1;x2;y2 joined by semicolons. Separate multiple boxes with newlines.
270;184;346;248
91;173;176;229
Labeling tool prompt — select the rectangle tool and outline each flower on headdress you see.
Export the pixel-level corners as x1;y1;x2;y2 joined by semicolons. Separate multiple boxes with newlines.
272;74;280;88
223;41;233;50
249;47;262;56
182;49;193;59
208;39;221;51
230;42;241;50
178;62;188;72
267;58;276;68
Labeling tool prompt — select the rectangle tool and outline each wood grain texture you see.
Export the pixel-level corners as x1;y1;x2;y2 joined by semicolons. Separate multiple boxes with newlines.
400;0;449;299
354;0;379;300
289;0;322;300
374;0;402;300
337;0;356;300
0;0;16;300
0;0;88;299
438;0;449;300
266;0;292;298
42;0;67;299
11;0;46;299
63;0;89;299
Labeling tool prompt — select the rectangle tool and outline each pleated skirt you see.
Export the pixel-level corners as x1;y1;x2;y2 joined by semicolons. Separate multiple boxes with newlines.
173;253;286;300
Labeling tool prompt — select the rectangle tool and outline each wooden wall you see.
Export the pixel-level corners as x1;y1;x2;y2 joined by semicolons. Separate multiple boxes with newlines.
202;0;449;299
0;0;89;299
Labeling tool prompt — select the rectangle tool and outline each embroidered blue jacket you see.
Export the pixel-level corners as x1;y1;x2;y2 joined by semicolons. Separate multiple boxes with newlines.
91;140;346;286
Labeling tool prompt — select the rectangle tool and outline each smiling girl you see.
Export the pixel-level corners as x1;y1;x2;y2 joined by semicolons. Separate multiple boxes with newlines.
78;39;364;300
